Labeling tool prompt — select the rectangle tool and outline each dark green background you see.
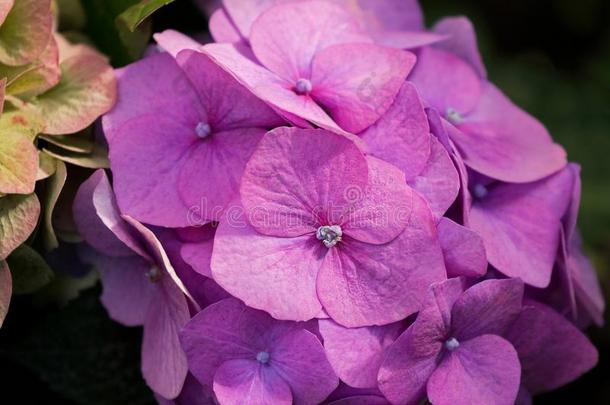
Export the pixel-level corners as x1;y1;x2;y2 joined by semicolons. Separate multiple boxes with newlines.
1;0;608;403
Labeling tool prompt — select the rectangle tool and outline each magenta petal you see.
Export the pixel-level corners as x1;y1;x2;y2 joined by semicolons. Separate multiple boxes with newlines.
327;396;388;405
311;43;416;134
342;157;412;245
154;29;203;57
142;278;190;399
505;302;598;394
317;192;446;327
209;8;243;43
272;328;340;405
353;0;425;31
211;215;324;321
372;31;447;49
408;134;460;217
213;360;292;405
202;43;342;132
73;170;134;257
95;254;155;326
360;81;431;180
427;335;521;405
240;127;369;237
437;218;487;278
455;83;567;182
178;128;266;222
250;1;369;81
452;278;523;341
176;49;284;130
222;0;277;39
469;167;574;287
433;16;487;78
180;236;214;278
409;47;482;117
319;320;402;389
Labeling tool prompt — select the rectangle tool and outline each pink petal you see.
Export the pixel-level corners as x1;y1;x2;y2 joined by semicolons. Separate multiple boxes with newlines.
409;47;482;117
250;1;369;81
178;128;267;223
433;16;487;78
272;328;340;405
427;335;521;405
342;157;412;245
222;0;280;39
142;278;190;399
505;301;598;394
327;396;388;405
437;217;487;278
452;278;523;341
317;192;446;327
154;29;203;57
209;8;243;43
371;30;447;49
213;359;292;405
351;0;425;31
469;167;574;287
240;127;369;237
311;43;416;134
176;49;284;130
180;230;215;278
319;320;403;388
211;213;324;321
202;43;343;132
360;81;431;180
407;134;460;217
455;83;567;183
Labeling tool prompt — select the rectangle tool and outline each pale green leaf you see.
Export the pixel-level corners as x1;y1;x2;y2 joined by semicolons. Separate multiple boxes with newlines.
41;158;67;251
7;244;54;294
0;130;38;194
40;131;94;154
36;150;57;181
0;193;40;260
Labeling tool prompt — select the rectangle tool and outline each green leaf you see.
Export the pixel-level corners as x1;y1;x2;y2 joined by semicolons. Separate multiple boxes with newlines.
56;0;86;31
80;0;151;67
0;35;60;99
6;244;54;294
118;0;175;32
32;36;116;135
39;131;94;154
36;150;57;181
0;260;11;328
42;142;109;169
0;0;53;66
41;159;67;251
0;193;40;260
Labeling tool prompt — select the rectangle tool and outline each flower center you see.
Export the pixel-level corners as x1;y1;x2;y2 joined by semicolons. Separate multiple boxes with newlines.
256;351;270;364
472;184;488;199
146;266;162;283
316;225;343;248
196;122;212;139
446;107;463;124
444;337;460;351
294;78;312;95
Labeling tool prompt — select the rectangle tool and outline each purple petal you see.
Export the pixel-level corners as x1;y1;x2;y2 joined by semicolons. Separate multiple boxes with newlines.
240;127;369;237
319;320;403;389
437;217;487;278
154;29;203;57
372;31;447;50
360;81;431;180
209;8;243;43
505;301;598;394
249;1;369;81
451;278;524;341
469;167;574;287
222;0;278;39
352;0;424;31
310;43;416;133
142;277;190;399
211;214;324;321
433;16;487;78
455;83;567;182
427;335;521;405
180;226;215;278
213;359;292;405
317;192;446;327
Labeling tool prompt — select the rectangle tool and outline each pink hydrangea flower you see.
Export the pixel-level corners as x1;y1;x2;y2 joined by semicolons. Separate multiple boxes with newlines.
209;127;446;327
180;297;339;405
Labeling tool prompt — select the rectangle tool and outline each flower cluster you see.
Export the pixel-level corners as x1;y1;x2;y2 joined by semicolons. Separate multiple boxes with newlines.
74;1;603;404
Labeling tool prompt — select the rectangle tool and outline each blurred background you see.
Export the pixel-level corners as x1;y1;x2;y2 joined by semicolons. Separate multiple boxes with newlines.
0;0;608;403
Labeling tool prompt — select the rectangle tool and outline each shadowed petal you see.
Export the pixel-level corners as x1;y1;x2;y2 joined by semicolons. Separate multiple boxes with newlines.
437;218;487;278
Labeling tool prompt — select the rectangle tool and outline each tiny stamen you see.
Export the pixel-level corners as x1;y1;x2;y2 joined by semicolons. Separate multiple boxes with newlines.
316;225;343;248
472;184;488;199
146;266;162;283
295;78;313;95
196;122;212;139
256;351;270;364
446;107;463;124
445;337;460;351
